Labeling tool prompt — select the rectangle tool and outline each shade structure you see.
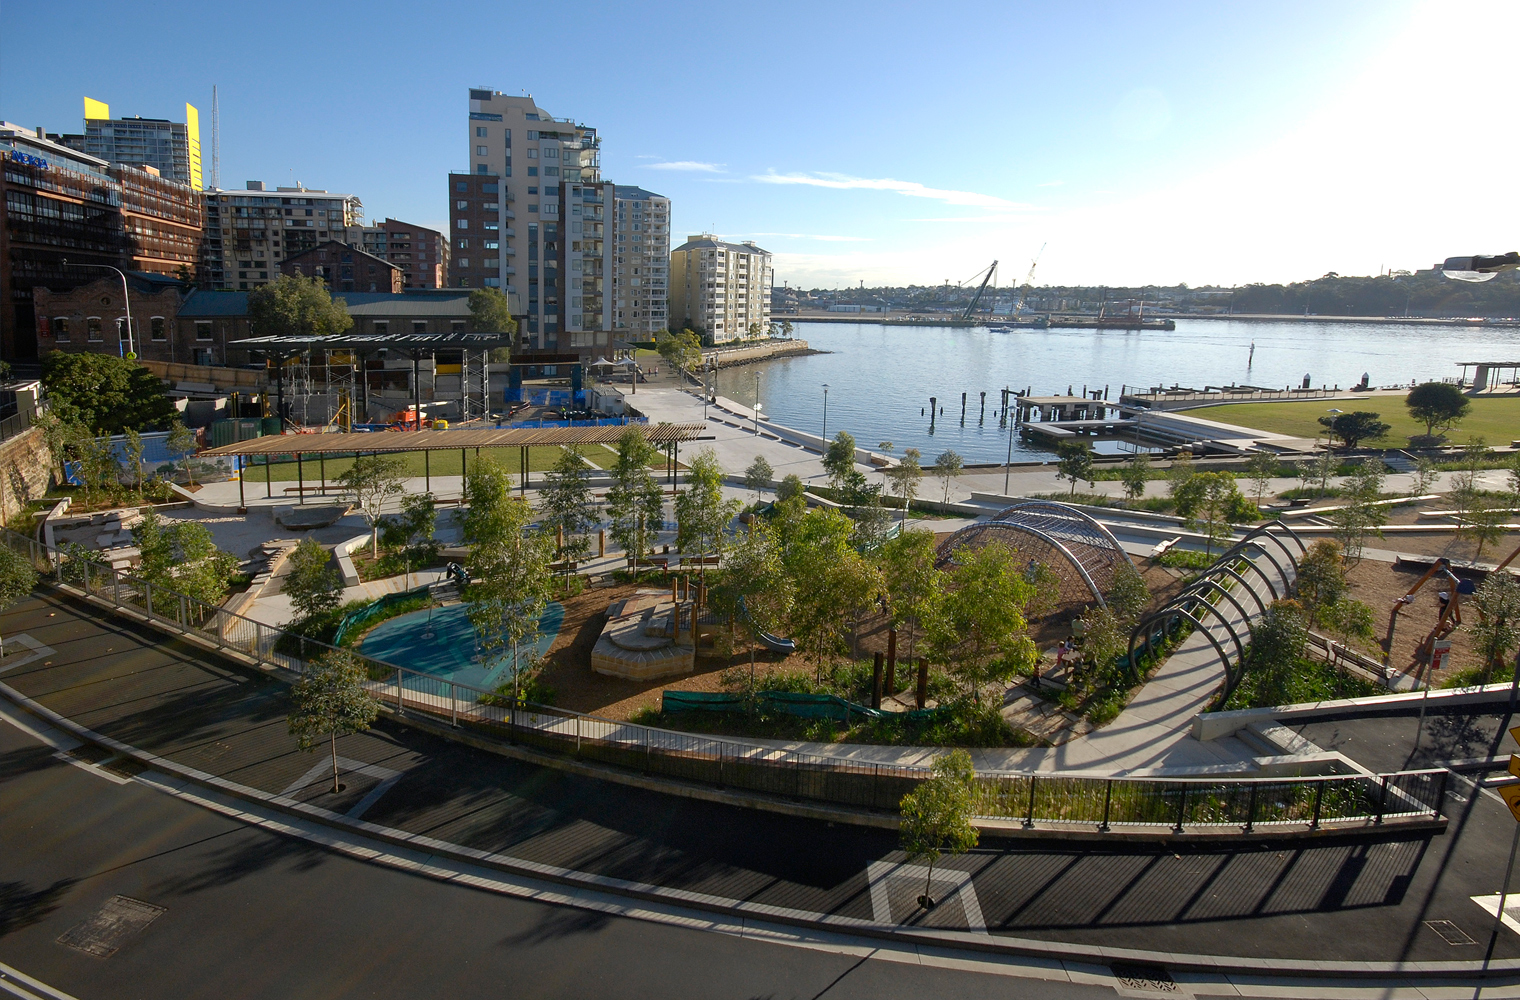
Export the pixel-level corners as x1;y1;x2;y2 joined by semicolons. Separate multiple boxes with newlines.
198;423;706;458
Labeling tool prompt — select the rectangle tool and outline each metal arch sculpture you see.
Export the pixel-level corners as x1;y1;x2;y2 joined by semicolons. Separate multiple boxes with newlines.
935;501;1136;608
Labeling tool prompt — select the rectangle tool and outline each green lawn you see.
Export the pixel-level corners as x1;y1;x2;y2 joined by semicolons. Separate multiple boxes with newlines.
241;446;576;483
1196;396;1520;447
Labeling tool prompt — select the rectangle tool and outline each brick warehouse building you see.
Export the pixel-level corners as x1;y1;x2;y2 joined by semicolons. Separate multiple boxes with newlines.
1;123;201;360
282;241;402;293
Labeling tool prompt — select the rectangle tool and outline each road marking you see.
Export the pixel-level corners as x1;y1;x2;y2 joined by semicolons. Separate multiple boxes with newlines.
866;861;987;933
278;756;403;820
0;960;81;1000
0;635;56;675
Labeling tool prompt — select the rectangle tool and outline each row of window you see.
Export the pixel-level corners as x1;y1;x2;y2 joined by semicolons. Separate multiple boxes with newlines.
47;315;190;342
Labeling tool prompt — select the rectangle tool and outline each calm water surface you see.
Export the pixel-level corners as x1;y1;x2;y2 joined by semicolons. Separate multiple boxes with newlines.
712;319;1520;464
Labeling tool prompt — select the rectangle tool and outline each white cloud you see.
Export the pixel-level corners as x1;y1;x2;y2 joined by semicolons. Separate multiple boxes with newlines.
644;160;725;172
751;170;1026;209
752;232;872;242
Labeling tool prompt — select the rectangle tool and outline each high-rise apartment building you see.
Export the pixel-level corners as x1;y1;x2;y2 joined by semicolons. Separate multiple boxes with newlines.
669;235;773;343
200;182;363;290
1;123;202;359
612;186;669;336
449;89;614;354
75;97;203;188
339;219;448;288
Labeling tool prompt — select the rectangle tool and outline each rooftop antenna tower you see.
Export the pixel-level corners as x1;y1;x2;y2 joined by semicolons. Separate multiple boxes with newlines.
210;85;220;190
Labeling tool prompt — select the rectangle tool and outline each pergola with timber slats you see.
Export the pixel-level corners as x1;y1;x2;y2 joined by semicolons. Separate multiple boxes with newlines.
199;423;707;510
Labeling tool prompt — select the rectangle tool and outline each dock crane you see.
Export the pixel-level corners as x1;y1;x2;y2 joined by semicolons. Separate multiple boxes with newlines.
1012;243;1046;315
959;260;998;321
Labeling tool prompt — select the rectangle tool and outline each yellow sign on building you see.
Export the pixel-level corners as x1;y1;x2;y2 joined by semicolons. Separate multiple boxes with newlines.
83;96;110;120
185;103;202;190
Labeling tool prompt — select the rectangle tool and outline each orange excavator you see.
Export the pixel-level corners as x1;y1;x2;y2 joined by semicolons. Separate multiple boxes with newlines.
1388;557;1476;668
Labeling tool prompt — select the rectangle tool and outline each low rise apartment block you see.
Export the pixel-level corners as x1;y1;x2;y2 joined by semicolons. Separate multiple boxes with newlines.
669;235;773;343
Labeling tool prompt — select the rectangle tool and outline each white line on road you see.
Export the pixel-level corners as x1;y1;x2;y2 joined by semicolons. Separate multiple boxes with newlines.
0;961;81;1000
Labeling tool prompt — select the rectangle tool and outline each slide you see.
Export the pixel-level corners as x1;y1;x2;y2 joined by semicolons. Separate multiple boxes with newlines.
737;596;796;654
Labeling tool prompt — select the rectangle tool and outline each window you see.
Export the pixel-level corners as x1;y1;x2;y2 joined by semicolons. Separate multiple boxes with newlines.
373;321;389;334
412;321;427;334
116;318;129;342
476;145;488;156
195;320;212;341
476;127;488;138
457;258;469;269
483;222;498;231
151;317;166;341
457;220;469;229
51;318;69;341
527;149;537;159
456;200;469;210
528;167;538;177
458;238;469;249
483;240;498;250
542;146;558;159
456;181;467;192
476;164;490;174
451;320;466;333
483;276;500;287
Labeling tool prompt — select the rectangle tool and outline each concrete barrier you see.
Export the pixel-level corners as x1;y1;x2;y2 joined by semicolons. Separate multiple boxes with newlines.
1193;681;1518;741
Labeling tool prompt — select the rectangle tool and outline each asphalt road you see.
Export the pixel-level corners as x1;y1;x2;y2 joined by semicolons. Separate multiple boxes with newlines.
0;718;1114;1000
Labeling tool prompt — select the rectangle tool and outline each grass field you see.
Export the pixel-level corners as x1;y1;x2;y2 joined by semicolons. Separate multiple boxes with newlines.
1196;395;1520;446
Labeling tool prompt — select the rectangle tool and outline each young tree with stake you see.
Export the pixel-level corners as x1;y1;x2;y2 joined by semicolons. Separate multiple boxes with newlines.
288;649;380;794
743;455;773;500
898;749;979;910
283;537;344;623
337;454;406;558
932;450;964;505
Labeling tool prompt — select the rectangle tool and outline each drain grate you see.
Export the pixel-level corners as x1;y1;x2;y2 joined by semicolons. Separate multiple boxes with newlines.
57;896;165;958
61;744;112;766
98;755;146;780
1111;963;1186;996
1425;919;1478;946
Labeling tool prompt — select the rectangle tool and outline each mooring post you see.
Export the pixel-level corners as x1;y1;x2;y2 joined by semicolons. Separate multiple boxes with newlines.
979;391;986;425
915;656;928;709
871;652;883;710
960;392;966;425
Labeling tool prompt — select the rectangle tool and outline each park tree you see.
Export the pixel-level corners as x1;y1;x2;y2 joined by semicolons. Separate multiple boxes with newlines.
775;473;805;503
1120;452;1151;501
837;469;893;550
822;431;858;490
1317;411;1390;450
0;545;38;659
781;320;794;338
1055;440;1094;495
468;287;519;360
462;457;555;702
1410;456;1440;497
605;427;666;573
130;509;239;610
708;520;793;693
248;274;353;340
655;329;702;374
1246;451;1279;506
1320;597;1377;667
1242;599;1310;705
121;428;145;498
898;749;979;911
780;506;883;683
380;492;440;582
41;352;175;434
885;447;923;524
1330;458;1387;561
1166;450;1195;498
283;537;343;622
1106;563;1151;624
744;455;774;500
1293;540;1346;615
675;448;740;573
879;528;945;666
337;454;406;558
539;446;598;568
1405;382;1470;441
31;409;80;485
929;541;1037;704
1182;472;1254;555
1471;574;1520;684
166;419;198;487
287;649;381;794
932;450;964;505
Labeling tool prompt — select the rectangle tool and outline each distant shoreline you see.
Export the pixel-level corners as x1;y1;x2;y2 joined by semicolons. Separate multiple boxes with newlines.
783;312;1520;329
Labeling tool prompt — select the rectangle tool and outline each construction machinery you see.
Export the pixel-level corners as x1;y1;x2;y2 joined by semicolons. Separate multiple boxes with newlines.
1011;244;1046;316
959;260;998;321
1388;557;1476;668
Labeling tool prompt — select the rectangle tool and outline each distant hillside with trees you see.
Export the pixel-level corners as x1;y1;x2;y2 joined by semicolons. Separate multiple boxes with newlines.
795;269;1520;320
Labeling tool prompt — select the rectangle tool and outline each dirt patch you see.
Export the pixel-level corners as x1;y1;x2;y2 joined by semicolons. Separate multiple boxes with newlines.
1359;507;1519;561
1342;558;1488;681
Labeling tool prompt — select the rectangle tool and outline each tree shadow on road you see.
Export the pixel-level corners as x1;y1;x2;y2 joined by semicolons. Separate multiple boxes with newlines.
495;906;613;947
0;878;76;936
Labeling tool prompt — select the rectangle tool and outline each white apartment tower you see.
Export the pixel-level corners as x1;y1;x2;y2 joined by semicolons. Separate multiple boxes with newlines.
450;89;614;352
612;186;669;336
669;235;773;343
201;182;363;290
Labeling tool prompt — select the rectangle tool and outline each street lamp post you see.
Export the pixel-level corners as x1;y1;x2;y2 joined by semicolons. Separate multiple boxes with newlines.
753;371;762;435
821;383;830;450
61;258;135;359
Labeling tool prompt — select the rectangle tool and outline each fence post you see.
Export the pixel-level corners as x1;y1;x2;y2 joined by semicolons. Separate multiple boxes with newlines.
450;682;458;727
145;582;153;620
1024;776;1037;829
113;570;121;606
575;713;581;754
1245;783;1258;833
716;742;724;788
1375;775;1389;826
644;737;652;775
1434;770;1448;820
178;595;186;630
1173;785;1188;834
1310;780;1325;831
394;668;403;715
254;622;264;664
1100;780;1113;832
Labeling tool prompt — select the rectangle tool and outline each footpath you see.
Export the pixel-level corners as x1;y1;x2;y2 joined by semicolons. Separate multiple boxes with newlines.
4;586;1520;988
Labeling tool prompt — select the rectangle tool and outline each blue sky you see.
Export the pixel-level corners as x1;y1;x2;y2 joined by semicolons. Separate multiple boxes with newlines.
4;1;1513;288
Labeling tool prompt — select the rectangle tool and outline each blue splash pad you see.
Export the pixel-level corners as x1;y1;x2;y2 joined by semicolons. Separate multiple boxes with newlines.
359;602;564;691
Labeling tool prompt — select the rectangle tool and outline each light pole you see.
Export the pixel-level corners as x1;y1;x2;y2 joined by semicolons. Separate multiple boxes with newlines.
1004;387;1016;496
61;258;135;359
753;371;762;435
821;383;830;450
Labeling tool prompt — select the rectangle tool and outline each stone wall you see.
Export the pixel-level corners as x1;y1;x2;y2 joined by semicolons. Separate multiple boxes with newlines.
0;426;54;525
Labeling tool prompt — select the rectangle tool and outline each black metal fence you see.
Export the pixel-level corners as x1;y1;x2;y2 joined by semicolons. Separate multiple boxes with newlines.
2;525;1447;833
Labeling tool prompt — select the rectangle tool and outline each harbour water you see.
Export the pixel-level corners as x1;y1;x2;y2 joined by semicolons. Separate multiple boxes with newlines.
712;319;1520;464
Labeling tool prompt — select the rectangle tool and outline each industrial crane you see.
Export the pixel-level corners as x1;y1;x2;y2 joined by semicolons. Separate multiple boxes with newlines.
959;260;998;321
1012;243;1047;315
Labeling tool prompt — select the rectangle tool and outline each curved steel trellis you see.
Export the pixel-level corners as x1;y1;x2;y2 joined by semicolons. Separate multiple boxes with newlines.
936;501;1136;607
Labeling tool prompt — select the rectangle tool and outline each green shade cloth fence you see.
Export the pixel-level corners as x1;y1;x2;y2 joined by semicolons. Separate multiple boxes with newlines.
663;689;949;723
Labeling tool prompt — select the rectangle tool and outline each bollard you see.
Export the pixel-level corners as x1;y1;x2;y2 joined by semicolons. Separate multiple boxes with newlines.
885;628;897;695
916;656;928;709
872;652;883;710
598;529;606;557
